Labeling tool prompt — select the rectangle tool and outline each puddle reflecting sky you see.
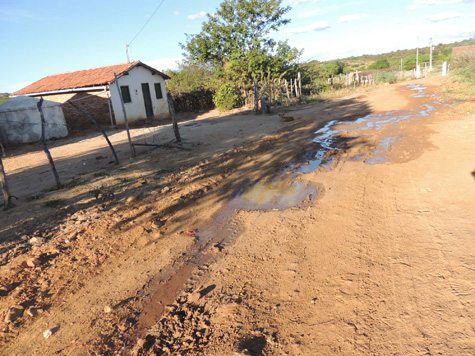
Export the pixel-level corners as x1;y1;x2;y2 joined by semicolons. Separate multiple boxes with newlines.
230;178;317;210
294;84;438;173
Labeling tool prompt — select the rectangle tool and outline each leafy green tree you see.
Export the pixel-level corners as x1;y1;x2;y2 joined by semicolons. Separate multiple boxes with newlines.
321;61;345;77
181;0;301;87
368;59;390;70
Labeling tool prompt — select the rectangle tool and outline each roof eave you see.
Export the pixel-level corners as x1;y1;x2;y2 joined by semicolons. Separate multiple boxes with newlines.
11;85;108;98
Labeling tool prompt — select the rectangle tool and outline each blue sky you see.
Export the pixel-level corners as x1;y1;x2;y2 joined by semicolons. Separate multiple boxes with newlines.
1;0;474;93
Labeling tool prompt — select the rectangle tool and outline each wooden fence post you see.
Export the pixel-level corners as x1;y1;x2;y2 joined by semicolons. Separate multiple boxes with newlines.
0;155;14;210
254;81;259;114
167;93;182;143
113;72;136;158
67;101;120;164
37;98;62;189
284;79;291;106
297;72;302;103
279;79;283;106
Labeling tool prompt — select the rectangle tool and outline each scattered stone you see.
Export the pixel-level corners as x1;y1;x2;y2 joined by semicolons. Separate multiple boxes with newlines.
104;305;112;313
25;258;41;268
5;305;24;323
0;284;14;296
161;186;170;194
152;219;166;229
43;329;53;338
26;307;43;317
29;237;45;246
126;196;136;205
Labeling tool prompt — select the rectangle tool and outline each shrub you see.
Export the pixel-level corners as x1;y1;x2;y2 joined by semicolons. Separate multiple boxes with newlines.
213;85;244;112
368;59;390;70
451;49;475;69
375;71;398;84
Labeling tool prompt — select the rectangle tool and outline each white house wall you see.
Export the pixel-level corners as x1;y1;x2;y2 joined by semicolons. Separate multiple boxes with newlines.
109;66;169;124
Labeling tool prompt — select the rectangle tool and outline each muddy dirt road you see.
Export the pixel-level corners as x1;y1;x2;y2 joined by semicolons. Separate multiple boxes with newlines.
1;77;475;355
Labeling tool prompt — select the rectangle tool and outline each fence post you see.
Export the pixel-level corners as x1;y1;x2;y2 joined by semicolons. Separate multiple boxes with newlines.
113;72;136;158
67;101;120;164
254;81;259;114
0;155;14;210
167;93;181;143
284;79;291;106
37;98;62;189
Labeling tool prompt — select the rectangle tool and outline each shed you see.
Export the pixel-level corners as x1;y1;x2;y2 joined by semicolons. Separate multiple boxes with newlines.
12;61;171;129
0;96;68;146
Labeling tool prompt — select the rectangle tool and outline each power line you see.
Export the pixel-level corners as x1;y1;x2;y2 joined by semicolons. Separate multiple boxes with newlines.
128;0;166;46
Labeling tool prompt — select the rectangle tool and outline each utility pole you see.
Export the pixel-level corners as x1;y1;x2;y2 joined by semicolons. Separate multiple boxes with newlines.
125;44;130;64
416;37;420;78
429;37;433;72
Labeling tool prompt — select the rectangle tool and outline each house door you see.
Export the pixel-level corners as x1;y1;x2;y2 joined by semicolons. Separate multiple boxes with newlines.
141;83;154;118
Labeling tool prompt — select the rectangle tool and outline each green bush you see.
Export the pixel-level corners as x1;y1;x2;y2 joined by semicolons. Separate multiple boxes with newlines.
375;71;398;84
368;59;390;70
213;85;244;112
451;49;475;69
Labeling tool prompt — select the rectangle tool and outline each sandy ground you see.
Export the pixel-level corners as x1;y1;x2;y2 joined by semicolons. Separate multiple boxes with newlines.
1;76;474;355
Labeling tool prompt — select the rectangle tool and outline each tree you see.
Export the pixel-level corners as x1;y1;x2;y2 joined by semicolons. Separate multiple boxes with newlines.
181;0;301;83
368;59;390;70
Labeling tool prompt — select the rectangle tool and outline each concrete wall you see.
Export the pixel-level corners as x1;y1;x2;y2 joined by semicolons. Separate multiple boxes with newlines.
0;105;68;146
109;66;170;124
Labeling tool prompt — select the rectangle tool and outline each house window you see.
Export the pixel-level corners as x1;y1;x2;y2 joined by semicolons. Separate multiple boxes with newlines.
154;83;163;99
120;86;131;103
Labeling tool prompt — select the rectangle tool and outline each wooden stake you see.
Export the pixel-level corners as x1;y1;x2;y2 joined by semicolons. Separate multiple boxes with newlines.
254;81;259;114
0;155;14;210
279;79;283;107
67;101;120;164
298;72;302;103
113;72;136;158
37;98;62;189
284;79;291;106
167;93;181;143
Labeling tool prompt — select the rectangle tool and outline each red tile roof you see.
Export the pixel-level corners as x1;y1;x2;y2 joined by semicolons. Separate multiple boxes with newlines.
13;60;170;96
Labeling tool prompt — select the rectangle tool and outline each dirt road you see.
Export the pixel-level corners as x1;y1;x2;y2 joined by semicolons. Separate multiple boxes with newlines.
1;77;474;355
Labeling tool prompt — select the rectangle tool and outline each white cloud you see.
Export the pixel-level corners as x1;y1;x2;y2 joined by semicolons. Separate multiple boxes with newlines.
296;6;340;19
289;0;324;6
337;13;369;24
145;57;183;71
424;11;460;21
280;21;330;34
409;0;466;9
187;11;207;20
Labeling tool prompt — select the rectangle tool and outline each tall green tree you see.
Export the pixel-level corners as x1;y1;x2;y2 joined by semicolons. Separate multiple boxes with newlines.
181;0;301;82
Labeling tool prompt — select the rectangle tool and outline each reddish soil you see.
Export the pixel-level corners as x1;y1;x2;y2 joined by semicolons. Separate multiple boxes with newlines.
1;76;474;355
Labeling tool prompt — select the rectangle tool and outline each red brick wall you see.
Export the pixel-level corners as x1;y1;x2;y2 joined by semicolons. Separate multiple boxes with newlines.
34;91;114;132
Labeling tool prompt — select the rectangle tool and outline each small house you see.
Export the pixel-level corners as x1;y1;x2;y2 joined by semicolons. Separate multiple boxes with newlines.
0;96;68;146
12;61;171;130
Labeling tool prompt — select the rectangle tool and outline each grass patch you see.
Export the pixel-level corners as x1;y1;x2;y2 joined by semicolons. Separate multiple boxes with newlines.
43;199;65;208
93;171;111;178
63;178;88;189
26;192;45;202
374;71;398;84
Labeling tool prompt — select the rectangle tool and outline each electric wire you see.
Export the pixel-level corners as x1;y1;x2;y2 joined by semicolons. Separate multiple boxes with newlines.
128;0;166;46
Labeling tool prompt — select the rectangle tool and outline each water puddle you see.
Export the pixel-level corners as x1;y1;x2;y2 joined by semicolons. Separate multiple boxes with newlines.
293;84;438;172
229;177;317;210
